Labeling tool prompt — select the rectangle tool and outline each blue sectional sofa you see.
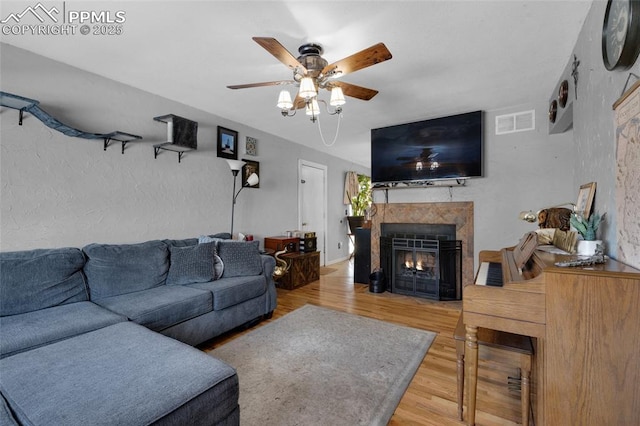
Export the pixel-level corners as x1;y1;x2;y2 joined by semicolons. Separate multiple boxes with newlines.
0;235;277;425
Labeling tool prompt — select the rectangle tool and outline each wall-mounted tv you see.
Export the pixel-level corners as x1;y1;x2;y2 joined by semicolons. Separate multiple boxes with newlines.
371;110;483;185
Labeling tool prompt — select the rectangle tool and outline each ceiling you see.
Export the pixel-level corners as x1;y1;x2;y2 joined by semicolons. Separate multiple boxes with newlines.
0;1;593;167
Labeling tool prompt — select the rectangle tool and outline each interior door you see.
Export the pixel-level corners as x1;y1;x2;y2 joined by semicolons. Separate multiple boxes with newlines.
299;160;327;266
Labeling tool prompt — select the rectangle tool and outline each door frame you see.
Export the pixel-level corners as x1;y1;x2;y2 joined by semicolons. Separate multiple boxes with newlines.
298;159;328;266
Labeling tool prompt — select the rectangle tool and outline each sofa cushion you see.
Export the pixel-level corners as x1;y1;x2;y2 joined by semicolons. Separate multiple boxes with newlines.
0;393;18;426
190;275;267;311
162;237;199;248
0;248;88;316
0;322;239;426
94;286;212;331
0;301;127;359
163;233;230;248
166;242;217;285
83;240;169;299
217;240;262;277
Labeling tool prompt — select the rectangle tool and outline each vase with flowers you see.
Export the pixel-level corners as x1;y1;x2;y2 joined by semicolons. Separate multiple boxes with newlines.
570;212;605;255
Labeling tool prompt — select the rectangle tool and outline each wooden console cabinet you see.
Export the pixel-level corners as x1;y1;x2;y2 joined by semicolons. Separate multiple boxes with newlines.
277;251;320;290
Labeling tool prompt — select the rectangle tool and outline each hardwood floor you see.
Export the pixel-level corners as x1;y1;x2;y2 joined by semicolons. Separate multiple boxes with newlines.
201;260;524;425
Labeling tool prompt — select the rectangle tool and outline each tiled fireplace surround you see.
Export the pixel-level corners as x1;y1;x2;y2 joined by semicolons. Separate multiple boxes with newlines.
371;202;474;288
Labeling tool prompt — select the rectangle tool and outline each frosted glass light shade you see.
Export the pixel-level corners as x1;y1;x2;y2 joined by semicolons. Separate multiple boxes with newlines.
226;159;245;172
330;87;346;106
298;77;317;99
276;90;293;109
246;173;259;187
305;98;321;116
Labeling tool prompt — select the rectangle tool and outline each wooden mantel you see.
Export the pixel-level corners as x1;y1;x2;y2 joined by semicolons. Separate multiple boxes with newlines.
370;202;474;287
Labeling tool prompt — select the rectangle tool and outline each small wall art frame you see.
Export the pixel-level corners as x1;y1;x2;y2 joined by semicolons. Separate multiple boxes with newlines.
217;126;238;160
242;159;259;188
575;182;596;219
245;136;257;156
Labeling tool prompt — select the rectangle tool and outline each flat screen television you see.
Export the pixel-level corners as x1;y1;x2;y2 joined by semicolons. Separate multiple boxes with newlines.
371;110;483;185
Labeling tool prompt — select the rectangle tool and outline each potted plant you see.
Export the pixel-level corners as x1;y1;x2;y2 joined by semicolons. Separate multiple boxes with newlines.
570;212;605;255
347;174;372;233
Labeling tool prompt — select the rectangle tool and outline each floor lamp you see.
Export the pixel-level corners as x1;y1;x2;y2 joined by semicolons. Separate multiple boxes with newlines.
226;159;259;238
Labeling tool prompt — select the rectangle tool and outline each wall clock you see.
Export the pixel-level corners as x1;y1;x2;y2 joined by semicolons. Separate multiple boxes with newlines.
602;0;640;71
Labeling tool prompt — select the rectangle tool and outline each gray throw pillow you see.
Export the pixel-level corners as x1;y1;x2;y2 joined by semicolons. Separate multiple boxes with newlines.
217;240;262;278
198;236;225;279
166;242;217;285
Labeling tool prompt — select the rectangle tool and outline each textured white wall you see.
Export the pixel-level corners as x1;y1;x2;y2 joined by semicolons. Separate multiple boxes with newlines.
0;44;368;261
4;2;636;269
570;0;640;261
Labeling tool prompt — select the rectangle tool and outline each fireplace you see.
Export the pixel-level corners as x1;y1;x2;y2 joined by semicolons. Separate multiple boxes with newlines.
370;202;474;295
380;224;462;300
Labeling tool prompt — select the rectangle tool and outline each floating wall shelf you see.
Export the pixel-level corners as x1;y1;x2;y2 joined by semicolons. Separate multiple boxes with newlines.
152;114;198;163
0;91;142;153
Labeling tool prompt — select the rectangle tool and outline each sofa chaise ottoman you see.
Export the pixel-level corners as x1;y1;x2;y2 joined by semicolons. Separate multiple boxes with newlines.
0;322;239;425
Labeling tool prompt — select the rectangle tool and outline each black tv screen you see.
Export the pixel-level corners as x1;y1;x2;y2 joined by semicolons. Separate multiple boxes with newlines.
371;111;483;184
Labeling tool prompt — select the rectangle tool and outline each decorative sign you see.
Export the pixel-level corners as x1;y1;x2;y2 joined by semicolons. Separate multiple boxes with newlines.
245;136;257;156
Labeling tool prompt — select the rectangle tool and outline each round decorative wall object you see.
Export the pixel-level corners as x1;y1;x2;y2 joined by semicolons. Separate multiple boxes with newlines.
602;0;640;70
558;80;569;108
549;100;558;123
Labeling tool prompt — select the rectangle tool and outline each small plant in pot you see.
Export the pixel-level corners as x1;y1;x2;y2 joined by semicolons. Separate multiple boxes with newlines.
570;212;605;255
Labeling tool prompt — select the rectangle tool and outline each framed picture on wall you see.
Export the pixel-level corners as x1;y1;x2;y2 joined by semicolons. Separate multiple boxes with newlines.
242;159;259;188
217;126;238;160
575;182;596;219
245;136;257;156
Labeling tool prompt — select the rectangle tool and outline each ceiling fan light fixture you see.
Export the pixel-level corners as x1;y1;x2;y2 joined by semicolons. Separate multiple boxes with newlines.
298;77;317;99
306;98;321;120
329;87;346;107
228;37;392;147
276;89;293;109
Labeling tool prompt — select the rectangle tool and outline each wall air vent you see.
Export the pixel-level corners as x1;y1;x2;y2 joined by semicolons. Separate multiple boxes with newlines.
495;110;536;135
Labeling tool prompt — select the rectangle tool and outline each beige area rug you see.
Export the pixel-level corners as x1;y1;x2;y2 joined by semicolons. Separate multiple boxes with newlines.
210;304;436;426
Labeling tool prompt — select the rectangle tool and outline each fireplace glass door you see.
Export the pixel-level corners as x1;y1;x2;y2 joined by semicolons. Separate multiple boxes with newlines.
392;238;440;298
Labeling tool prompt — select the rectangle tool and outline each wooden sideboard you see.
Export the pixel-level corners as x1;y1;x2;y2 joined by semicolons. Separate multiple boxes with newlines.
277;251;320;290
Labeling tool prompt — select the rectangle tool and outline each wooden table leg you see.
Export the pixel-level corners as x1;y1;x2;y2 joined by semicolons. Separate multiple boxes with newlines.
465;324;479;426
456;339;465;421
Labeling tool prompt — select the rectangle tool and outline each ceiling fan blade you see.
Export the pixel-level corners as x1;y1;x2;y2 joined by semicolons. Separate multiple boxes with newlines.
293;95;307;110
252;37;308;73
321;43;392;78
330;81;379;101
227;80;295;90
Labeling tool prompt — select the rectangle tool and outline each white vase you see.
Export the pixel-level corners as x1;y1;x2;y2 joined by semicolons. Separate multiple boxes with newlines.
576;240;602;256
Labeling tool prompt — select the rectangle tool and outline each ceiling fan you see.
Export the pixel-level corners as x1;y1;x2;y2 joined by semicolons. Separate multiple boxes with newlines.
227;37;393;112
